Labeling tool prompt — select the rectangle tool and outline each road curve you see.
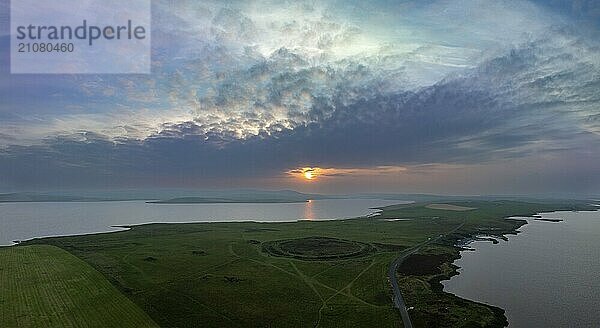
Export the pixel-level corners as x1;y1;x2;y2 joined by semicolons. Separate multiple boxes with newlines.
388;222;465;328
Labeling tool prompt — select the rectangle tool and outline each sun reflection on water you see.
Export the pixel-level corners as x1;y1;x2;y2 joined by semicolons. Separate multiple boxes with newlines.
303;199;315;220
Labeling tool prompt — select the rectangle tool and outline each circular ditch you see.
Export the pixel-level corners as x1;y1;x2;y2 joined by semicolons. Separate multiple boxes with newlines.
261;236;374;260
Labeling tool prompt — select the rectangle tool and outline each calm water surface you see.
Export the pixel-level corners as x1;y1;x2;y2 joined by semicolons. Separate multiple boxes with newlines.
0;199;402;245
443;210;600;327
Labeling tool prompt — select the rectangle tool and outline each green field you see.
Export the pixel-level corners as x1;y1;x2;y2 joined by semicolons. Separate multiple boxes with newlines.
0;245;158;328
9;200;595;327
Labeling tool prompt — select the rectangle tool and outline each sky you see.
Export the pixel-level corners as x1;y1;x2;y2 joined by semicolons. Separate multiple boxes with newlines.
0;0;599;196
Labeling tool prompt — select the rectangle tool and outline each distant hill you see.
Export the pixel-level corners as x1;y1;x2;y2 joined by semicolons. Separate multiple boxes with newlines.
0;193;105;203
148;190;318;204
1;190;595;204
0;190;324;204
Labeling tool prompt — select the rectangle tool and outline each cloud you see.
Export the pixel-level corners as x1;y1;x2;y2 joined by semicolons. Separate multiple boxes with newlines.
2;31;598;190
531;0;600;26
0;0;565;144
287;166;407;179
0;0;598;193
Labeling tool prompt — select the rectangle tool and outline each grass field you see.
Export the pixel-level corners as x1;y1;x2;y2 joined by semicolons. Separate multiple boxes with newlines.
0;245;158;328
14;200;595;328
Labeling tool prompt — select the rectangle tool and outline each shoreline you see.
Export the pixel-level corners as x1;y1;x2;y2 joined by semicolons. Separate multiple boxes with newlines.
3;212;389;248
438;208;599;327
0;199;393;246
430;219;529;327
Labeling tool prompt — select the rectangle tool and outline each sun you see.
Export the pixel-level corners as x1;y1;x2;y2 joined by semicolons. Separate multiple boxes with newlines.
288;167;321;181
304;170;314;180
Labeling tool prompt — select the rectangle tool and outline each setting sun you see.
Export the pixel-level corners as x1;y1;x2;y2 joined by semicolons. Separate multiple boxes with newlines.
288;165;407;182
287;167;321;181
304;170;314;180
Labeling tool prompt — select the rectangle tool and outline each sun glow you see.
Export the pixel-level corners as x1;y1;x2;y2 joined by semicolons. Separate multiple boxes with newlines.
288;167;320;181
304;170;314;180
287;165;407;182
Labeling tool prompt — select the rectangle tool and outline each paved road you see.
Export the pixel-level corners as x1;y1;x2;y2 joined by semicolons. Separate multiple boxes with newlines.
388;222;465;328
388;247;419;328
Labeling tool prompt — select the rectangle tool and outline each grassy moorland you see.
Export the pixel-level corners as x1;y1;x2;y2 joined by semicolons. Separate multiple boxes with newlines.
14;200;595;328
0;245;159;328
